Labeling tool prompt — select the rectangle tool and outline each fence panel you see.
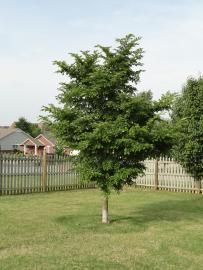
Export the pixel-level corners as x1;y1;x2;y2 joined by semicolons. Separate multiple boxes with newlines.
135;158;203;194
1;154;203;195
0;153;95;195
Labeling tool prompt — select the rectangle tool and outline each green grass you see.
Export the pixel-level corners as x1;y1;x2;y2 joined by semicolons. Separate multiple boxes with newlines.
0;189;203;270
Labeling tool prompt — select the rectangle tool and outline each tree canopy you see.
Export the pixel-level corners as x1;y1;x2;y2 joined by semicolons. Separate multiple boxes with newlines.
172;76;203;188
15;117;42;138
43;34;174;222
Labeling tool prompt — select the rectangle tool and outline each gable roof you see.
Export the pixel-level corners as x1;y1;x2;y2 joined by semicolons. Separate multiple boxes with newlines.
0;127;18;140
20;138;44;147
35;134;55;146
0;127;55;148
0;126;40;144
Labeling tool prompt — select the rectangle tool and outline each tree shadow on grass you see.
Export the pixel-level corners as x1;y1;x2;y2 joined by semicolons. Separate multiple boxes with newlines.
111;196;203;227
55;196;203;233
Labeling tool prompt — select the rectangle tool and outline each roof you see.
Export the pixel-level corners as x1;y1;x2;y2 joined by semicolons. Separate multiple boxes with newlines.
0;127;44;146
20;138;44;147
0;127;54;148
35;134;55;146
0;127;17;140
41;131;56;144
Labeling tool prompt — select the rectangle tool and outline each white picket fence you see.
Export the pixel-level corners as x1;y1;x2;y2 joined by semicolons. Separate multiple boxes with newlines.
135;157;203;193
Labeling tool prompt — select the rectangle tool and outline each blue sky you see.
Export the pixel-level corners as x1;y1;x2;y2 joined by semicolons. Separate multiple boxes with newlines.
1;0;203;125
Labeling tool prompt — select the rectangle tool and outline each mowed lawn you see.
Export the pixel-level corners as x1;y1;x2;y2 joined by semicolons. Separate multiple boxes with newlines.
0;189;203;270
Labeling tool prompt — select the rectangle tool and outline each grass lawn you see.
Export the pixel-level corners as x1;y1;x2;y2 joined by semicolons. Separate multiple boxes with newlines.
0;189;202;270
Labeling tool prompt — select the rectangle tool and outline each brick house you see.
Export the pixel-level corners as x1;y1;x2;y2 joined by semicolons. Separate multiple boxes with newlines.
19;138;45;156
0;126;76;156
35;134;55;154
0;127;56;156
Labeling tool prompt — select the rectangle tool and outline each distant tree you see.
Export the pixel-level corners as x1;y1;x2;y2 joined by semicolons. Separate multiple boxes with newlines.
43;34;174;223
29;123;41;138
15;117;41;138
172;76;203;193
15;117;31;134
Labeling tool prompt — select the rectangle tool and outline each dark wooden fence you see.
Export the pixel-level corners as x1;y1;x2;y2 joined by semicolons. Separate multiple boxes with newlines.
0;153;95;195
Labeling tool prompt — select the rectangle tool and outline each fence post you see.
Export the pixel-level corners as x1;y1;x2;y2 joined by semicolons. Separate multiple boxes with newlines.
41;149;47;192
154;158;159;190
194;179;201;194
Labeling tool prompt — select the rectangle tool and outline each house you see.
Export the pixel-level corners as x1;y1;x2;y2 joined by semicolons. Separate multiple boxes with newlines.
0;127;56;156
0;127;33;152
0;126;74;156
35;134;55;154
19;138;45;156
19;134;56;156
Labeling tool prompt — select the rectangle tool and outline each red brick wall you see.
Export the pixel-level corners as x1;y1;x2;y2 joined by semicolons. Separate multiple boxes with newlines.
37;135;55;154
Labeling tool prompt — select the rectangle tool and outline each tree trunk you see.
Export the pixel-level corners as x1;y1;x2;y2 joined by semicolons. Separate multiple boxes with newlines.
102;196;109;224
194;179;201;194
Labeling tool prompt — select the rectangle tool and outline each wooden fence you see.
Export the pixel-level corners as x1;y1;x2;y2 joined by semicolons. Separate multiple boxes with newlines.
0;153;95;195
1;154;202;195
135;157;203;193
